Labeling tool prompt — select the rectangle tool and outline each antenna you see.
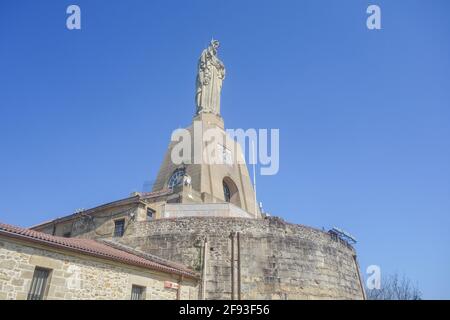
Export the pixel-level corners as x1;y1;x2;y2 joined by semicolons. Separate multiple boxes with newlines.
251;140;257;215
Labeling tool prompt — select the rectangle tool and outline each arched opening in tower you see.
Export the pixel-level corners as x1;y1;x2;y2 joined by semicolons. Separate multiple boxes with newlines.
222;177;241;207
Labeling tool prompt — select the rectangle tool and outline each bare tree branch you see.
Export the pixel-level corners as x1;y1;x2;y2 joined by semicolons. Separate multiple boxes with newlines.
367;272;422;300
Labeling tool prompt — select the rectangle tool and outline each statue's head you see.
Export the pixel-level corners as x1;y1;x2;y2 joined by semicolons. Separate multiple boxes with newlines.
210;39;220;51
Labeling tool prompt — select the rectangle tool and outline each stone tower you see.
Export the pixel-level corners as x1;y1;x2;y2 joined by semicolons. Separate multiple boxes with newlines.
152;40;260;218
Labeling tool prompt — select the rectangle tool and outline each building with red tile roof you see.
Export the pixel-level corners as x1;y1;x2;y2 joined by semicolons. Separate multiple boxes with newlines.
0;222;199;300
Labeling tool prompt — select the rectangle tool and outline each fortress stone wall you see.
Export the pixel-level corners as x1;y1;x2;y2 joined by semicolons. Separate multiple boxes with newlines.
114;216;365;300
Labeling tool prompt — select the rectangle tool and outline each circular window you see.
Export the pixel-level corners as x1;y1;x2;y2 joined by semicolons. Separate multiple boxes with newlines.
168;169;185;189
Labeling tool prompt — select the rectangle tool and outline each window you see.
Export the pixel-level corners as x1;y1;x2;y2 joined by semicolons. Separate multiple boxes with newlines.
223;181;231;202
27;267;51;300
131;285;145;300
168;168;185;189
63;232;71;238
114;219;125;237
147;208;154;221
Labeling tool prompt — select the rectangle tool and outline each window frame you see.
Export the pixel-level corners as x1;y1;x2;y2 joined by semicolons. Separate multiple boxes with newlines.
167;168;185;189
113;218;126;237
27;267;52;300
131;284;146;300
146;208;155;221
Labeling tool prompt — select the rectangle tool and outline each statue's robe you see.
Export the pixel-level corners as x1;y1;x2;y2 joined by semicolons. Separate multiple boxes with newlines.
195;47;225;115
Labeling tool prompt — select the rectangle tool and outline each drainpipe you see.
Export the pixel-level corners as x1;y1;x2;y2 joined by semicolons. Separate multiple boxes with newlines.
202;236;208;300
177;275;183;300
353;254;367;300
230;232;235;300
237;232;241;300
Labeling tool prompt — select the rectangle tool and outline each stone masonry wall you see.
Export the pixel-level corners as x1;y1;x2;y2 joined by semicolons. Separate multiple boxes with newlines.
114;217;365;300
0;238;198;300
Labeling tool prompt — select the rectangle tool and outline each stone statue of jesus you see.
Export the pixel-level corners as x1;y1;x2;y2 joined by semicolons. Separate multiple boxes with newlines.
195;40;226;116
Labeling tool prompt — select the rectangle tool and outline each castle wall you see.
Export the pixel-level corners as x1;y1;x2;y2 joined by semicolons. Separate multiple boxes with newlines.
115;217;365;300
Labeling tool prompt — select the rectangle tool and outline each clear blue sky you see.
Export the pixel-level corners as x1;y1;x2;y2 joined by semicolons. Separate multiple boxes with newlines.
1;0;449;299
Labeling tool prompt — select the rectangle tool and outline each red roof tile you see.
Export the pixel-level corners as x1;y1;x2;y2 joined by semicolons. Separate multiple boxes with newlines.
0;222;198;279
